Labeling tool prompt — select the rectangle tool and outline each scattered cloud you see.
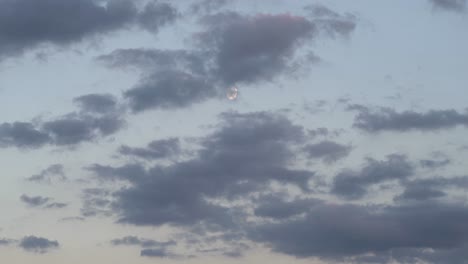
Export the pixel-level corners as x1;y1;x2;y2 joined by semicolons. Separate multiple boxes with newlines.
349;105;468;132
19;236;59;253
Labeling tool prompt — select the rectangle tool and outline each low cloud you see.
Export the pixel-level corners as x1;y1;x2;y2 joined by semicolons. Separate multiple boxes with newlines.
19;236;59;254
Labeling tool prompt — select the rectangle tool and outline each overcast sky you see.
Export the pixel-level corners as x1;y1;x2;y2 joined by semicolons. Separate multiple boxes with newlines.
1;0;468;263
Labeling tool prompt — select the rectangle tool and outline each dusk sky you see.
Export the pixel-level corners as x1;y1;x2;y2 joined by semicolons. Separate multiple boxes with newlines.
1;0;468;263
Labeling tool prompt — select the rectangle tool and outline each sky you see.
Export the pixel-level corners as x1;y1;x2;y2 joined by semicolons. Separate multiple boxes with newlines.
1;0;468;263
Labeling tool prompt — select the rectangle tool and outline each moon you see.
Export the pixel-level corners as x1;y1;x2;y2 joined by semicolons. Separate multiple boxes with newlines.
226;86;238;101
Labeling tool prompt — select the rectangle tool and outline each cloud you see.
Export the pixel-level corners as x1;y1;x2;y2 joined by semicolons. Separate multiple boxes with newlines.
19;236;59;253
0;238;16;246
430;0;467;12
20;195;50;207
419;158;451;169
87;111;314;229
96;6;356;111
42;112;124;145
350;105;468;132
111;236;176;248
0;122;51;148
45;202;68;209
0;107;125;149
254;195;318;220
395;176;468;202
20;194;67;209
190;0;230;14
119;138;181;160
331;154;414;199
250;200;468;262
0;0;178;59
26;164;67;184
73;94;119;115
197;11;355;86
140;248;178;258
124;70;218;112
303;140;352;163
137;1;178;33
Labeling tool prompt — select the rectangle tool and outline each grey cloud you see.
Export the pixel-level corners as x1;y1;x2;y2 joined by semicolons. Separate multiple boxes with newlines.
138;1;178;33
58;217;85;222
396;176;468;202
197;12;316;85
0;238;16;246
308;127;344;138
97;6;356;111
73;94;118;114
80;188;113;217
250;201;468;262
45;202;68;209
20;194;67;209
0;122;50;148
0;111;125;149
350;106;468;132
96;49;207;75
190;0;230;14
119;138;181;160
332;154;414;199
420;158;451;169
111;236;176;248
88;111;314;229
27;164;66;184
124;70;217;112
0;0;178;59
430;0;467;12
140;248;179;258
42;113;125;145
254;196;318;220
303;140;352;163
20;195;50;207
19;236;59;253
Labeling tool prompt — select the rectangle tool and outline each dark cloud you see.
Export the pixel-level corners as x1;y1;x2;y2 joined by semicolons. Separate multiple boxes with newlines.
0;0;178;59
430;0;467;12
19;236;59;253
0;122;50;148
307;127;344;138
0;110;125;149
350;106;468;132
140;248;178;258
111;236;176;248
250;200;468;262
190;0;230;14
26;164;66;184
124;70;217;112
420;158;451;169
45;202;68;209
331;154;414;199
73;94;119;115
119;138;181;160
96;48;207;75
88;111;314;229
58;216;85;222
97;6;356;111
42;113;125;145
303;140;352;163
0;238;16;246
197;11;355;85
254;196;318;220
138;1;178;33
20;194;67;209
395;176;468;202
20;195;50;207
80;188;113;217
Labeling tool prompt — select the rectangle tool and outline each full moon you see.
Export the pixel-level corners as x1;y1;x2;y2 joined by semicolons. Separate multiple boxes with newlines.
226;86;238;100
